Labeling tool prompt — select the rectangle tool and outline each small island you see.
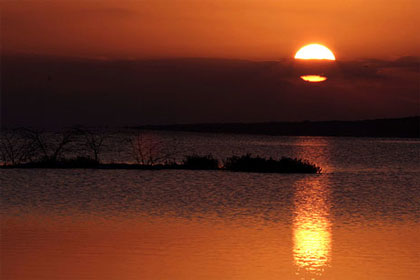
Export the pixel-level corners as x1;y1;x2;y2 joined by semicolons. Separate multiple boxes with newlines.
1;154;320;174
1;128;320;173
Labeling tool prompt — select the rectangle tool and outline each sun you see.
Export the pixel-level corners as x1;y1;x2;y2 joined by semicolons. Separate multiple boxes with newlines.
295;44;335;60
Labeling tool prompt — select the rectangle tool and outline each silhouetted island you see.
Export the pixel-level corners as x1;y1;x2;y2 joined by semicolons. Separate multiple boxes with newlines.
2;154;321;174
0;128;320;173
136;116;419;138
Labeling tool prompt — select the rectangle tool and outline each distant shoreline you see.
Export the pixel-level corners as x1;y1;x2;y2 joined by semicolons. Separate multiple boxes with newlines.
135;116;420;138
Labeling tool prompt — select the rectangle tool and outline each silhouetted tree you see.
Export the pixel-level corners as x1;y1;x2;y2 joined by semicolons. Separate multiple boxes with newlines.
23;128;75;162
76;127;108;163
127;132;179;165
0;129;35;166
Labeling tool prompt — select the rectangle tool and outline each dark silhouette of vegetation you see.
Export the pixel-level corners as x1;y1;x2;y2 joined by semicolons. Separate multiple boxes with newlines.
22;156;100;168
0;129;35;166
75;127;108;162
223;154;321;173
127;132;179;165
182;154;219;170
2;154;320;174
0;129;320;173
23;128;75;163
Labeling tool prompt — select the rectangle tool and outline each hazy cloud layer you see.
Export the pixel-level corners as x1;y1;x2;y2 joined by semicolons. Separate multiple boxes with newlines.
1;55;418;128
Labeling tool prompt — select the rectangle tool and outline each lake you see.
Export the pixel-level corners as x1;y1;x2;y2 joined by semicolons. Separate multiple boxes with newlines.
1;132;420;279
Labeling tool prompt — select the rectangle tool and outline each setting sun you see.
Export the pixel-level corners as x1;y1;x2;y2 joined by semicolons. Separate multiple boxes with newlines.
295;44;336;60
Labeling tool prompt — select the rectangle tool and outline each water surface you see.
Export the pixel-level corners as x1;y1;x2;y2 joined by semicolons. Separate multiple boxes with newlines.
1;134;419;279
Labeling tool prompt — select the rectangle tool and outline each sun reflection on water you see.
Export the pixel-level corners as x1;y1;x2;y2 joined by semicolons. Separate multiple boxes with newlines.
293;178;332;278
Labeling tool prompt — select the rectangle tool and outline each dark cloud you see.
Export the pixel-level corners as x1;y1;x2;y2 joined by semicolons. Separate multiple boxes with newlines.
369;56;419;70
1;55;418;128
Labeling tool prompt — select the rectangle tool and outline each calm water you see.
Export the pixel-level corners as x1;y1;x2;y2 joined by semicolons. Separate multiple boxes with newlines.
1;133;420;279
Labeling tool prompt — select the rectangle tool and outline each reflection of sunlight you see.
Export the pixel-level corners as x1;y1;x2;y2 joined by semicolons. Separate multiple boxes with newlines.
293;179;331;278
300;75;327;82
293;215;331;272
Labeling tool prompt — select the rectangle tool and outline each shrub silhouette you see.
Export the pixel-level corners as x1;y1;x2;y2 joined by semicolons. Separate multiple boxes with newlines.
182;154;219;170
223;154;320;173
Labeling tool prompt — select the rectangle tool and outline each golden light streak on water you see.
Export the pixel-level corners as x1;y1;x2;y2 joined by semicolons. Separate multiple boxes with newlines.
293;179;332;279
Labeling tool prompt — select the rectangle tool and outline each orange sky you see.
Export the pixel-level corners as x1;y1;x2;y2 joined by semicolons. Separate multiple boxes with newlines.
2;0;419;60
